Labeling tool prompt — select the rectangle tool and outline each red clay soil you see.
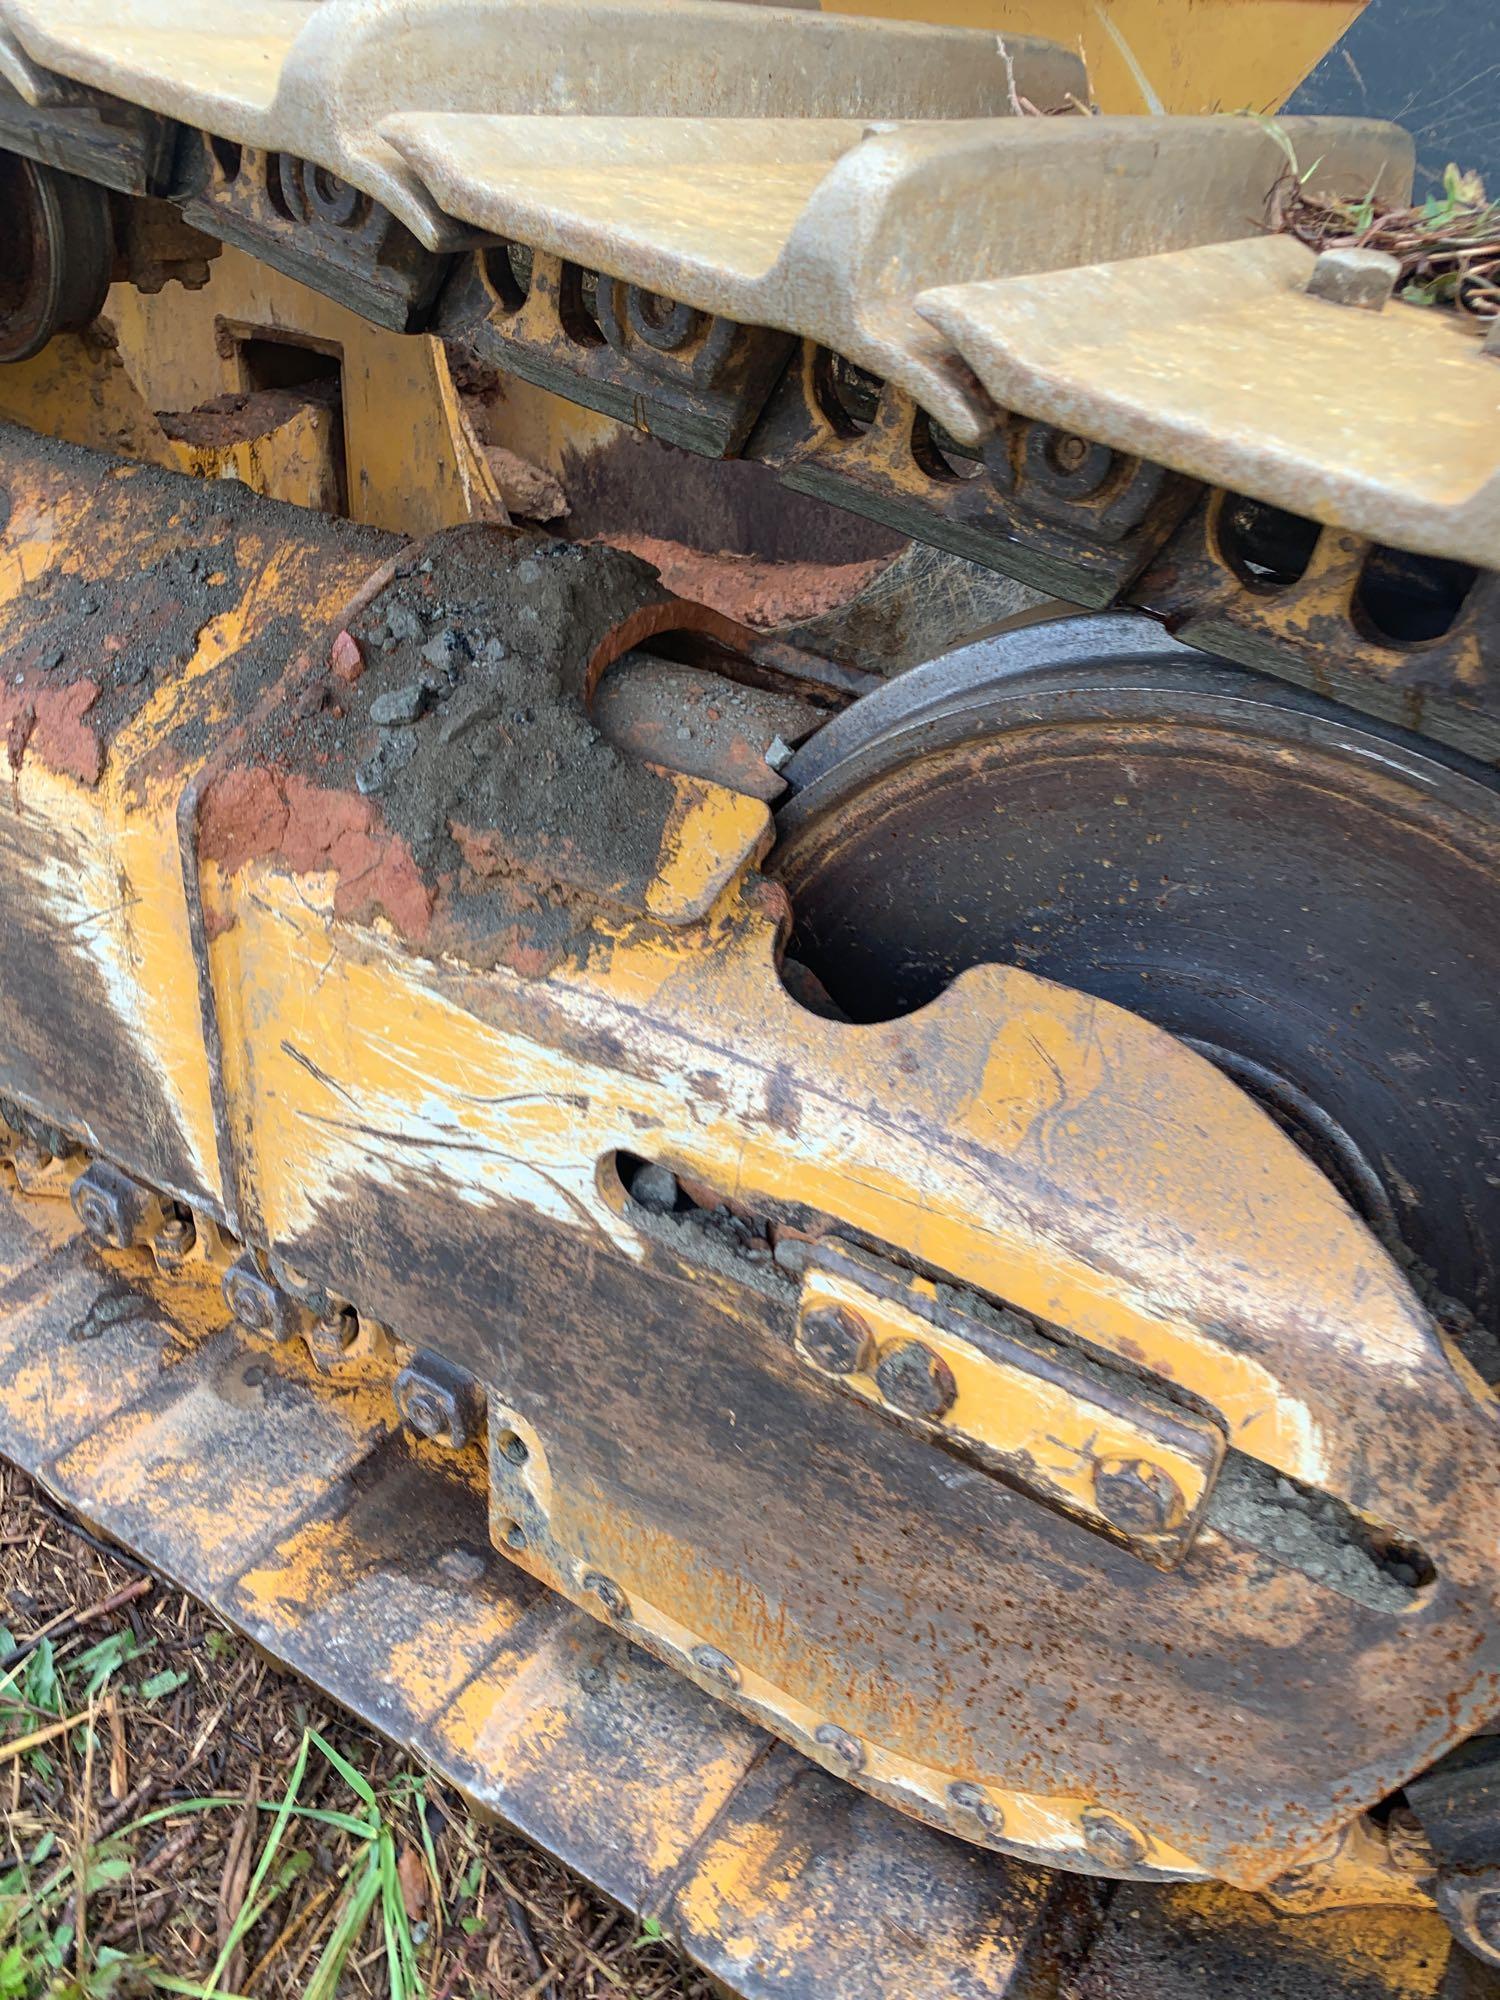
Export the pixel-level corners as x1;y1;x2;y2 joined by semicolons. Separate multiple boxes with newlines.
599;534;887;629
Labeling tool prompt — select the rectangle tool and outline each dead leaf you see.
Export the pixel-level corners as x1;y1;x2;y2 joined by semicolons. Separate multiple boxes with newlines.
397;1843;429;1921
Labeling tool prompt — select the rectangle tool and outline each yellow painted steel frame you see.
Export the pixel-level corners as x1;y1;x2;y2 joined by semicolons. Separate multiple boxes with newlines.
828;0;1368;118
0;422;1495;1902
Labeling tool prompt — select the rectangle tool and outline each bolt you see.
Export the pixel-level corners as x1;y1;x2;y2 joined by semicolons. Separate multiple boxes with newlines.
436;1546;489;1585
691;1644;741;1691
581;1571;630;1620
223;1253;301;1342
874;1340;957;1419
393;1356;477;1449
70;1161;158;1250
948;1781;1004;1837
306;1306;358;1369
396;1378;457;1443
1475;1888;1500;1956
814;1723;865;1772
499;1518;527;1551
1052;432;1090;472
1092;1457;1184;1537
498;1428;529;1467
1081;1808;1148;1870
800;1305;872;1376
151;1208;196;1272
1306;246;1400;312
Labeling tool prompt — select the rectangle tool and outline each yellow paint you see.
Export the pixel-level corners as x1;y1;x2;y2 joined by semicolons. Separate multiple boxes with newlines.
822;0;1368;117
645;780;774;922
798;1259;1223;1560
166;397;344;513
104;247;501;534
204;851;1449;1517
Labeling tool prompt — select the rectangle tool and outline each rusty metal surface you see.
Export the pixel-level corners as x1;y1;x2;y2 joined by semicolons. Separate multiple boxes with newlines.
0;1183;1487;2000
387;112;1407;447
440;247;798;460
747;342;1197;608
0;0;1083;249
918;232;1500;572
3;427;1500;1896
1136;492;1500;767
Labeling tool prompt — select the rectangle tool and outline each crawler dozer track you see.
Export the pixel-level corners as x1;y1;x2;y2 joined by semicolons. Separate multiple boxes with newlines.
0;1;1499;1993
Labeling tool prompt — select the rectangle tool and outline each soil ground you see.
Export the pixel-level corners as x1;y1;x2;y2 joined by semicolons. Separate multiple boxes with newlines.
0;1462;703;1999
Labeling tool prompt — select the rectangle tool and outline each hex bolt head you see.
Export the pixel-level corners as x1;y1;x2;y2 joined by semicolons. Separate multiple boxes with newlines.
814;1723;865;1772
1081;1807;1148;1871
800;1305;873;1376
306;1306;358;1369
581;1571;630;1621
70;1161;158;1250
393;1353;478;1449
1092;1457;1184;1536
874;1339;957;1420
223;1253;301;1342
691;1644;742;1691
948;1781;1005;1837
151;1208;196;1272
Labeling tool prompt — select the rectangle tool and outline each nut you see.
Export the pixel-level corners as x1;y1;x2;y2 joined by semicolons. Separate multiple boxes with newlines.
1092;1457;1184;1537
223;1253;302;1342
393;1353;479;1448
150;1208;196;1272
874;1339;957;1419
70;1161;161;1250
799;1305;872;1376
305;1306;358;1370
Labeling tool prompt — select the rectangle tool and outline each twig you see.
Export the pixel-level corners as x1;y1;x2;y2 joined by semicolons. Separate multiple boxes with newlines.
506;1890;553;1996
0;1575;153;1671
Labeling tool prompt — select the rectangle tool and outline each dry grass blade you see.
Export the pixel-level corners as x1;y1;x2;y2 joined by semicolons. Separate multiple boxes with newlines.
215;1766;260;1992
0;1462;708;1997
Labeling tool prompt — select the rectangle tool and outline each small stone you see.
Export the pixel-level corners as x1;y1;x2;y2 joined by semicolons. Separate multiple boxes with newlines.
631;1162;680;1214
764;734;795;774
420;629;470;680
291;676;330;720
39;645;64;671
479;635;508;665
772;1235;811;1277
369;682;428;727
1306;246;1400;311
76;590;100;617
355;729;419;794
385;602;424;644
330;629;364;683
